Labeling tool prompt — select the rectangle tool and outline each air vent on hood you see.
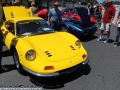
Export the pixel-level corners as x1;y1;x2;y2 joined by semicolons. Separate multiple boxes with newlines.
70;46;76;50
45;51;52;57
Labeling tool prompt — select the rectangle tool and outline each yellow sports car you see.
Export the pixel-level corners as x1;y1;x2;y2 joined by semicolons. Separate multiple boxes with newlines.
1;6;90;77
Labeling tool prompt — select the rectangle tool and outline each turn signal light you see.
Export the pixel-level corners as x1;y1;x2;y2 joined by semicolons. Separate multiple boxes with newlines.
44;66;54;70
82;54;87;59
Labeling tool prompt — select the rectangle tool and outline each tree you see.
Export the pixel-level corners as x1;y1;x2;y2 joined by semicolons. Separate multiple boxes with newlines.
92;0;98;4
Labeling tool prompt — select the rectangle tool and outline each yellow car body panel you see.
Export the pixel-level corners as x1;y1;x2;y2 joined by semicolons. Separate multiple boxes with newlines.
3;6;33;20
1;6;89;76
14;32;87;74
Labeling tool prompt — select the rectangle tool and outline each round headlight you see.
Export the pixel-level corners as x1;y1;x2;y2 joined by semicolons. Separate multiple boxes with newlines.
75;40;81;48
26;50;36;60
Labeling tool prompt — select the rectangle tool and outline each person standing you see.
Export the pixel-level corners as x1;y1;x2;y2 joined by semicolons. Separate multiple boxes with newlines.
47;1;62;30
95;5;100;23
14;0;21;6
114;9;120;47
98;5;102;22
89;5;94;16
0;0;5;74
96;0;116;43
29;2;37;16
95;5;106;34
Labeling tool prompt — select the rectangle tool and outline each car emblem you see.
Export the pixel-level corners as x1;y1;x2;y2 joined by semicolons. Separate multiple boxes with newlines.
69;60;72;63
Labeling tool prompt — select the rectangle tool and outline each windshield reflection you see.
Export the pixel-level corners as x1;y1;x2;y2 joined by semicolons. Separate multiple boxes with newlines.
16;20;54;36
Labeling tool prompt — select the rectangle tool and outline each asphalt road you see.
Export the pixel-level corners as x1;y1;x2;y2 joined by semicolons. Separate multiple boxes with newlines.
1;19;120;90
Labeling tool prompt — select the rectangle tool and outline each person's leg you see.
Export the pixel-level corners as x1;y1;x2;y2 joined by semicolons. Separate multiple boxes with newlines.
0;36;2;65
99;13;102;22
114;28;120;47
50;21;55;29
97;22;105;41
53;21;58;30
98;14;100;22
96;22;103;34
0;30;3;73
103;23;111;43
96;14;99;23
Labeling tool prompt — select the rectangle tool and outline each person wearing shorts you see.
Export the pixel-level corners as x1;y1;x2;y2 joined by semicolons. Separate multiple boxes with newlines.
96;0;116;43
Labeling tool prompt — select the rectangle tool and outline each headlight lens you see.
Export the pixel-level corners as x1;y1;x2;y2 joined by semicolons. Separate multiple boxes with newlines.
75;40;81;48
26;50;36;60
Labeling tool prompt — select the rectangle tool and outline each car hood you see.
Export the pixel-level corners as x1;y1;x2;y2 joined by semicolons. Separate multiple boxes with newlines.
75;7;89;23
23;32;80;62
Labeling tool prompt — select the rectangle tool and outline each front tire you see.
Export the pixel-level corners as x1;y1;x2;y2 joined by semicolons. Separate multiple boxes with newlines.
12;48;26;75
59;26;69;32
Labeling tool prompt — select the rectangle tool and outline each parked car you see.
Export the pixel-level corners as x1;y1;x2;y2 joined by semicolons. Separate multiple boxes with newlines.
57;7;97;37
1;6;90;77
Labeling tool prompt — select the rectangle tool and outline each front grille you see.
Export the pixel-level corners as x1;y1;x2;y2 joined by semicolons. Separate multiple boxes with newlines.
76;22;92;28
83;30;96;34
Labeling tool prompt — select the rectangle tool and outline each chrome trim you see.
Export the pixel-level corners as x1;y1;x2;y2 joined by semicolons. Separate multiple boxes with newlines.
22;57;90;77
82;57;90;65
22;67;60;77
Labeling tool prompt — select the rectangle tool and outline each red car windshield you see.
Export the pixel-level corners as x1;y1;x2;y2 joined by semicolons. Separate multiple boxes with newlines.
62;9;78;15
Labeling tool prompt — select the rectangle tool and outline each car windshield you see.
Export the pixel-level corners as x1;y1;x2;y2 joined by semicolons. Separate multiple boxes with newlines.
72;9;78;14
67;9;78;14
16;20;54;36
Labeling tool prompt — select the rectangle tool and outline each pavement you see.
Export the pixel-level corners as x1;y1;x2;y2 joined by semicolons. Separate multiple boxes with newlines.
0;13;120;90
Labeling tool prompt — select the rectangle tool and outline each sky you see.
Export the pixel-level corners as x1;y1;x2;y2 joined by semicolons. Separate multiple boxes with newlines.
97;0;104;3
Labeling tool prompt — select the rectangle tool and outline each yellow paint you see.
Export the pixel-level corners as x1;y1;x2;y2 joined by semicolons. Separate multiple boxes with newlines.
0;6;88;74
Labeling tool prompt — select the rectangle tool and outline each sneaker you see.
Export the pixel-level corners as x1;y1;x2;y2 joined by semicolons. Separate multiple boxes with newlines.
103;39;109;43
96;38;102;41
114;45;118;48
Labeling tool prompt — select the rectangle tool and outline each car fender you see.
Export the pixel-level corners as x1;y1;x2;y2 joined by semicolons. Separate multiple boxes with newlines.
58;21;83;31
11;37;47;71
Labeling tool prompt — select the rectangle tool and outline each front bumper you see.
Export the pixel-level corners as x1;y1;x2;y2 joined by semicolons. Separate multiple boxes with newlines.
71;28;97;37
23;57;90;77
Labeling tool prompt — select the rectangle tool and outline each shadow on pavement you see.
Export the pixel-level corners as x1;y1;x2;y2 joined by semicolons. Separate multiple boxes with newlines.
109;39;114;43
29;64;91;89
2;50;11;57
79;35;98;42
101;38;114;43
3;64;16;72
103;34;107;36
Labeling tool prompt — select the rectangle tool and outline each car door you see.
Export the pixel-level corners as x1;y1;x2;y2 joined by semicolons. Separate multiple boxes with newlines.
2;20;16;49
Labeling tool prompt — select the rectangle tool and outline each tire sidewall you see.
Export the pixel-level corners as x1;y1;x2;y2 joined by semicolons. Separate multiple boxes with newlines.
12;48;25;74
60;26;69;32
